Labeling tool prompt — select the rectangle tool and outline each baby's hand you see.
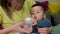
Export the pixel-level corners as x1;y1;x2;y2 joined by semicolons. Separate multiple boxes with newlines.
38;27;50;34
32;22;37;26
31;18;37;26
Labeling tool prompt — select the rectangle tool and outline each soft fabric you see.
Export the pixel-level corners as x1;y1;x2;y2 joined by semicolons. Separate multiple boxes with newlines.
0;0;35;34
32;25;39;34
37;18;52;27
48;0;60;15
36;1;48;11
0;8;3;30
51;24;60;34
52;14;60;25
0;24;3;30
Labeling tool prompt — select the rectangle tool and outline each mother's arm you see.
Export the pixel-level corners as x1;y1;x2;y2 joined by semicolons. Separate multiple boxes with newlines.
0;21;32;34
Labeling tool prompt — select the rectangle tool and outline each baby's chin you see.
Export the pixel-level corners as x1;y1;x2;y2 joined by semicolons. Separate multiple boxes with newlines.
37;18;42;20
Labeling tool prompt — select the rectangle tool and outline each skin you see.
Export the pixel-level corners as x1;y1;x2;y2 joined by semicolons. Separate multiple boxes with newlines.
31;6;45;20
0;0;32;34
31;6;46;25
31;6;52;34
9;0;25;11
0;21;32;34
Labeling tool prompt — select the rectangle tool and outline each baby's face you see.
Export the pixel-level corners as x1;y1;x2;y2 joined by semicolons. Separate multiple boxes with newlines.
31;6;45;20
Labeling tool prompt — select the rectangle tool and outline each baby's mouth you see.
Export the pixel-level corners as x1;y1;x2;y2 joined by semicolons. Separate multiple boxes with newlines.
34;16;37;19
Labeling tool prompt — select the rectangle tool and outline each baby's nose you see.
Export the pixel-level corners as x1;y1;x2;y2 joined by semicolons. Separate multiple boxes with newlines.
34;16;37;19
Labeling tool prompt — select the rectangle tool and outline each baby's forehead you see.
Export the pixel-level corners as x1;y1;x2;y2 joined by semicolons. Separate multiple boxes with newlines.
32;6;44;9
31;6;44;11
31;6;44;12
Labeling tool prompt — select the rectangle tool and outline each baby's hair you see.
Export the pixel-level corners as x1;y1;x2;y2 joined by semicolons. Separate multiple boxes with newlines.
32;4;43;8
32;4;47;12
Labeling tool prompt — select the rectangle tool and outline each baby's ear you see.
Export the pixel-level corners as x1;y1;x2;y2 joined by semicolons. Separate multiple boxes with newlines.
44;14;46;18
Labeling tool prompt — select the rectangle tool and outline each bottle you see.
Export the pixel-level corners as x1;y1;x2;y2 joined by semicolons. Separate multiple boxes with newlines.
25;17;32;29
14;32;21;34
14;17;32;34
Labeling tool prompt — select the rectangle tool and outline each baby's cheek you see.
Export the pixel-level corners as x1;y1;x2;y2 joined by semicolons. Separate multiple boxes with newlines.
37;16;43;20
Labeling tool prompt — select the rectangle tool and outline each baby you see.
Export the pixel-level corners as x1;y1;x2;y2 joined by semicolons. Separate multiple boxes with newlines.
31;4;52;34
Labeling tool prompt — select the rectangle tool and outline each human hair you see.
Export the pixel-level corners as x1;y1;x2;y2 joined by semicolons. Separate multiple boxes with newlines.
32;4;47;12
1;0;25;19
1;0;12;19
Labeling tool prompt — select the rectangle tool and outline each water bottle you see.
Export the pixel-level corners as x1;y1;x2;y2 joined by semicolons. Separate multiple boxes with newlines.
25;17;32;29
14;32;21;34
14;17;32;34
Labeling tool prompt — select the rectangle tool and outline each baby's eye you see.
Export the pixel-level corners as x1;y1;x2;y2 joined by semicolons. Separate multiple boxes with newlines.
37;12;40;13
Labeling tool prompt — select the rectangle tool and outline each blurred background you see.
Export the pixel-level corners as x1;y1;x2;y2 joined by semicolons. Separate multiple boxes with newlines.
0;0;60;34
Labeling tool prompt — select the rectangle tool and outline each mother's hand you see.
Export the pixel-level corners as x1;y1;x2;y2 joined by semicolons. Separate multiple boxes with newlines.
9;21;32;33
0;21;32;34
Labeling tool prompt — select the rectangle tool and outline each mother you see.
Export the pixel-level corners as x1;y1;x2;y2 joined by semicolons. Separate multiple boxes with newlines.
0;0;35;34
